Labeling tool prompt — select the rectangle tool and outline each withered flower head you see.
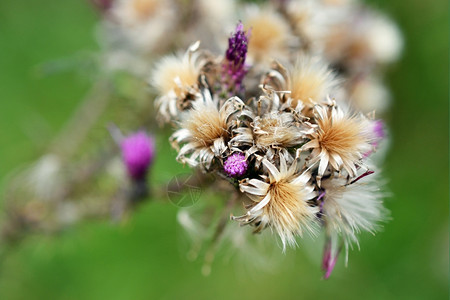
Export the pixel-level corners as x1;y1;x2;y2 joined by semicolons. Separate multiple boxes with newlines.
264;56;337;109
234;155;318;250
252;112;303;148
302;103;373;180
151;42;205;122
109;0;176;53
320;175;386;251
171;91;244;170
144;1;398;277
244;7;292;65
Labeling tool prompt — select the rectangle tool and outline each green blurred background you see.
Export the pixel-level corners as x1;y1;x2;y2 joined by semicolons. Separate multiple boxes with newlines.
0;0;448;299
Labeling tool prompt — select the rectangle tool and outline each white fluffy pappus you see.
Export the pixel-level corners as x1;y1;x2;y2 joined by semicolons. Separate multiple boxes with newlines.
320;173;389;261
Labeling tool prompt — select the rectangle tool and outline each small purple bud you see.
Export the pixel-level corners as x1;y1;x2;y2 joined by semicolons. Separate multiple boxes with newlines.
322;238;340;280
121;131;155;180
223;153;248;178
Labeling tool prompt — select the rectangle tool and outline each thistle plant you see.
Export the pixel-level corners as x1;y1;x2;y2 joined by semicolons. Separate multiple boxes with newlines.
151;0;400;277
1;0;401;279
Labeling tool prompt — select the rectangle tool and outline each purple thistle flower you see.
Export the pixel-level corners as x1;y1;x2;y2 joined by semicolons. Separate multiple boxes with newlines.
226;22;248;65
223;153;248;178
120;131;155;181
222;22;250;95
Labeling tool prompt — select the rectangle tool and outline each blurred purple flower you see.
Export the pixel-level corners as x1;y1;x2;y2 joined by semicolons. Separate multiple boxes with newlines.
121;131;155;180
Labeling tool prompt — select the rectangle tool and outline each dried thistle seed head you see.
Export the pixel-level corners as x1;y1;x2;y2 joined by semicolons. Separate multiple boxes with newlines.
171;95;244;169
252;112;303;148
262;177;316;248
152;54;199;97
262;57;336;113
289;57;336;107
244;8;291;64
108;0;176;54
286;0;326;48
151;43;205;122
131;0;160;20
236;157;318;250
364;14;403;64
349;76;390;113
320;175;387;250
322;8;402;70
196;0;237;28
113;0;162;25
303;104;373;178
223;153;248;177
183;101;229;147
